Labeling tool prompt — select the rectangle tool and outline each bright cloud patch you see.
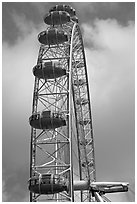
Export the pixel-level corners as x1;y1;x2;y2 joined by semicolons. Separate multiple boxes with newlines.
2;13;43;202
82;19;135;201
82;19;134;107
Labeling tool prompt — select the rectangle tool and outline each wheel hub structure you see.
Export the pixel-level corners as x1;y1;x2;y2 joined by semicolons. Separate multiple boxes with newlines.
29;4;129;202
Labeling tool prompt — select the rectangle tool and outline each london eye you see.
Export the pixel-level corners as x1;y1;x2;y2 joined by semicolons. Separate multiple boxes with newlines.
28;4;129;202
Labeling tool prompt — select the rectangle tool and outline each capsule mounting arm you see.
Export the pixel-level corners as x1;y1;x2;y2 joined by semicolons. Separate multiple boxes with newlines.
90;182;129;194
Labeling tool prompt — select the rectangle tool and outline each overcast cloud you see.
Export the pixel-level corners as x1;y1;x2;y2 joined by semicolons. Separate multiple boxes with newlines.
2;2;135;202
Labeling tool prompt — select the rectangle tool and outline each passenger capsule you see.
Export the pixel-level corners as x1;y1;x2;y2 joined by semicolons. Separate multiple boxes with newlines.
82;161;93;168
82;162;86;168
49;5;76;17
79;119;91;126
44;11;70;25
76;98;89;106
72;61;84;68
33;61;66;79
80;139;92;146
38;28;68;45
74;79;86;86
28;174;68;194
29;111;66;130
71;16;78;23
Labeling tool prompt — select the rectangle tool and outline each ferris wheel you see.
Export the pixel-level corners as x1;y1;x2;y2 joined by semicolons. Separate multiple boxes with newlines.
28;4;129;202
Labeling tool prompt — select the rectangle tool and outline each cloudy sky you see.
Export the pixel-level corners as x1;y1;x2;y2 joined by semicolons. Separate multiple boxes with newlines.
2;1;135;202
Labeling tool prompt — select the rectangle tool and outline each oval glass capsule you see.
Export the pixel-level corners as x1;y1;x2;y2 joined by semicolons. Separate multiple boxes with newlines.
76;98;89;106
29;111;66;130
44;11;70;25
33;61;66;79
28;174;68;194
71;16;78;23
38;28;68;45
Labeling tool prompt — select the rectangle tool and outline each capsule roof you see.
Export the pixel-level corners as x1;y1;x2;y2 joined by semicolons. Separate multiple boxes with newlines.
49;4;76;16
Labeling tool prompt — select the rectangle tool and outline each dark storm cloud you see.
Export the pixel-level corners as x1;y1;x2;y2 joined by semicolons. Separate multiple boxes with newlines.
2;2;47;44
72;2;135;25
2;2;135;44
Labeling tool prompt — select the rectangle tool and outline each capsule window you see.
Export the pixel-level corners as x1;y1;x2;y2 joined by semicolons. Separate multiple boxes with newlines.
42;178;50;184
32;114;37;120
30;180;35;185
54;175;59;184
41;174;51;184
36;114;40;120
44;61;52;68
35;179;39;185
37;64;42;69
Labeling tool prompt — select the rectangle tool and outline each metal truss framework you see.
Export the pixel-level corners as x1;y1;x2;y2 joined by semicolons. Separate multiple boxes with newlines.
30;20;96;202
29;6;129;202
